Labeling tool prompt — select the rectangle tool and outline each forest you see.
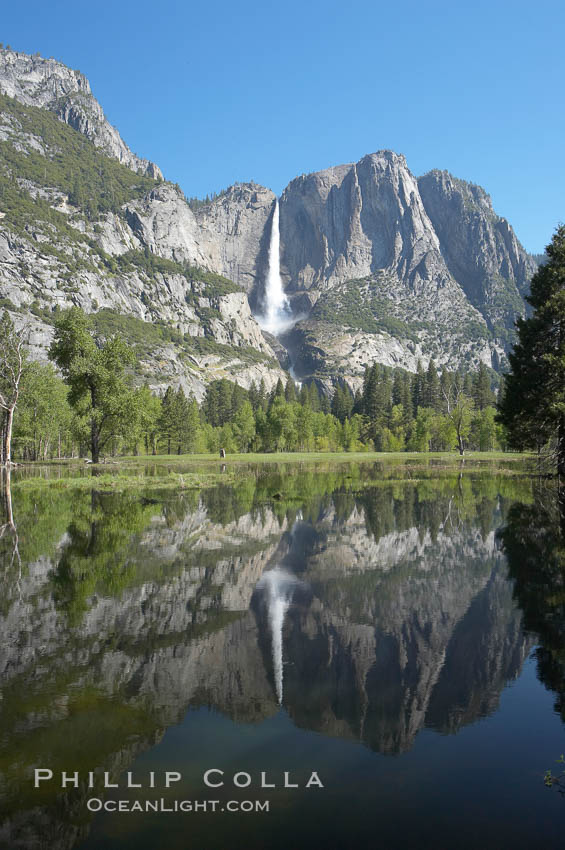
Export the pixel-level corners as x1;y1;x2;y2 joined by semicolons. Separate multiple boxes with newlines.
1;307;502;462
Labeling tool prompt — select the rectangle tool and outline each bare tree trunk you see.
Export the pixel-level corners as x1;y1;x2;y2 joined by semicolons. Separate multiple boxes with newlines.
2;406;14;465
91;419;100;464
1;464;13;527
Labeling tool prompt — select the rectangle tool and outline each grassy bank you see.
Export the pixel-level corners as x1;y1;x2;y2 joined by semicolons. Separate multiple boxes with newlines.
6;450;535;493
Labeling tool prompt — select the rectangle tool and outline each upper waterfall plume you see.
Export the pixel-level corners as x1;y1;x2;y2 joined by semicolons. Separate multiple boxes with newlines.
257;200;293;335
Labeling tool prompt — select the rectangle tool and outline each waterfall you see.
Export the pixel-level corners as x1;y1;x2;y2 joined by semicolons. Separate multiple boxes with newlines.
256;567;297;705
257;200;292;335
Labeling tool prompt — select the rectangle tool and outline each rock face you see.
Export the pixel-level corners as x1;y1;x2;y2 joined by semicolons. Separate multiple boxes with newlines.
0;47;537;390
417;170;537;331
0;48;162;178
195;183;276;299
280;152;448;292
275;151;534;384
0;49;287;398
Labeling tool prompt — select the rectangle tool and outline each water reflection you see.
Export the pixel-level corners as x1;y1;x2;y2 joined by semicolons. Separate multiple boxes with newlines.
499;484;565;721
255;567;302;705
0;462;561;849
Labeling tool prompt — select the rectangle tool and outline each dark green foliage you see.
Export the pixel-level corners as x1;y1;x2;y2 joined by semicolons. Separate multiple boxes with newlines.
497;225;565;473
0;92;157;223
311;277;425;342
110;250;240;297
48;307;136;462
424;361;440;409
331;383;354;423
9;303;504;459
185;187;230;211
499;492;565;720
472;363;495;410
412;360;426;415
202;379;249;428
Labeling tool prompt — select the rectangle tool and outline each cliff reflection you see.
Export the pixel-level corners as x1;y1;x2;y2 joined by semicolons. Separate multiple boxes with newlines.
0;464;539;847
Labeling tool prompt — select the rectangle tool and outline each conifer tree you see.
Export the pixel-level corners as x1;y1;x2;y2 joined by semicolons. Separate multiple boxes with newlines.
159;386;176;454
472;363;494;410
412;360;426;415
498;225;565;475
424;360;440;410
285;376;297;403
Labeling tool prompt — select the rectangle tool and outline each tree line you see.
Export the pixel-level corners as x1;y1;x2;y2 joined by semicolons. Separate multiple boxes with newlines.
0;305;506;463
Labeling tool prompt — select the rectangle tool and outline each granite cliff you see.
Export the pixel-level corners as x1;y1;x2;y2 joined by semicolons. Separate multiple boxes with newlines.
0;48;537;394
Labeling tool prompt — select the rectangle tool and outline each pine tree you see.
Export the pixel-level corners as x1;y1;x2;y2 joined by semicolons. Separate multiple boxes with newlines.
411;360;426;415
284;377;297;403
472;363;494;410
424;360;440;410
308;382;321;412
498;225;565;475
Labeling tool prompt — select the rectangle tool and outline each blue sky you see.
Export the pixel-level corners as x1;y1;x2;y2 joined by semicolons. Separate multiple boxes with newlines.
2;0;563;253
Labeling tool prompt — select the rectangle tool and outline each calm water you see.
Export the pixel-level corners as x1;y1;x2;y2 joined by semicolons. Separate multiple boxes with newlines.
1;460;565;849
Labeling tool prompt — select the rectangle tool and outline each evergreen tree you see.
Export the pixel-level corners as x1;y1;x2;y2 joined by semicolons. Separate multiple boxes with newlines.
392;371;404;407
411;360;426;416
284;377;297;403
159;387;176;454
472;363;494;410
218;379;234;425
299;383;310;407
273;378;285;401
173;387;189;453
331;384;354;423
308;382;321;412
424;360;440;410
257;379;267;411
498;225;565;475
399;371;413;428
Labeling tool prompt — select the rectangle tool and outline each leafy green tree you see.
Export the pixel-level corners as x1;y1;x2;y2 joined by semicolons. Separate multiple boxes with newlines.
138;384;162;455
233;400;256;452
186;397;205;452
48;307;135;463
382;404;406;451
498;225;565;475
295;404;314;451
0;311;27;465
13;362;71;459
408;407;434;452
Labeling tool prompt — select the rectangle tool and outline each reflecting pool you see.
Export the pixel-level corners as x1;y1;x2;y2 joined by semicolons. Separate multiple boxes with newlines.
1;460;564;849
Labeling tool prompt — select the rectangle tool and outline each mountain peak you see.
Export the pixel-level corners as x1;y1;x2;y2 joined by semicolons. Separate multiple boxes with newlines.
0;48;162;179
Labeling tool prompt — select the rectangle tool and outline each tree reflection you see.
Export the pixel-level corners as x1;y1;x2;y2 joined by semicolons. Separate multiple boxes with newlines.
499;485;565;720
50;490;161;625
0;466;21;596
